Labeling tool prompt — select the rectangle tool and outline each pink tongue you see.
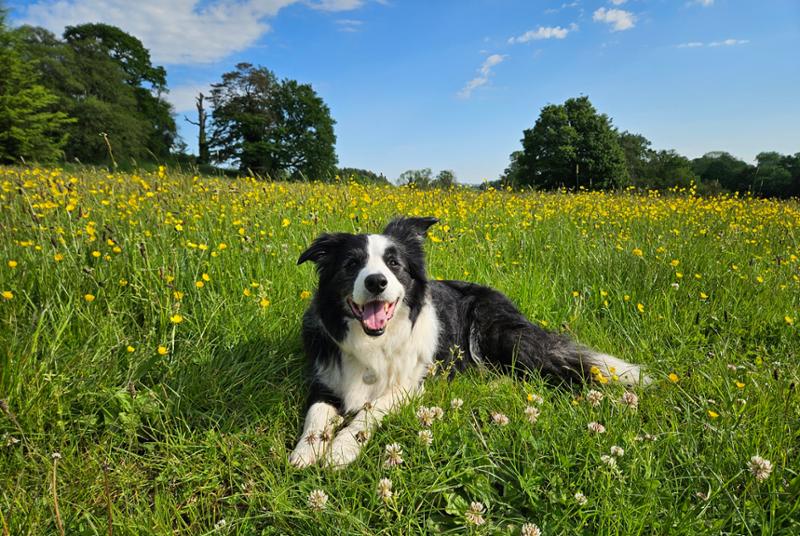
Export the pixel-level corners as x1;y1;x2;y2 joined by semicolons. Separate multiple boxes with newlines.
362;301;388;330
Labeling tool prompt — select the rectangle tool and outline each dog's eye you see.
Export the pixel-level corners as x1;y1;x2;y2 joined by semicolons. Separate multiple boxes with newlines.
386;258;400;268
345;258;359;269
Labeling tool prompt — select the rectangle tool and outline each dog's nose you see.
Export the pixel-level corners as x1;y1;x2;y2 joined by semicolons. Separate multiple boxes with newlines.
364;273;388;294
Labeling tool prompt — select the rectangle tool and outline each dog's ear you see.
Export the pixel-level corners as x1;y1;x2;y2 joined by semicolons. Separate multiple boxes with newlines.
297;233;344;265
383;217;439;241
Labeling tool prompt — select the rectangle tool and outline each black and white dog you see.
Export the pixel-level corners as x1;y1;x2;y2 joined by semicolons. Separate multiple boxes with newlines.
290;217;647;468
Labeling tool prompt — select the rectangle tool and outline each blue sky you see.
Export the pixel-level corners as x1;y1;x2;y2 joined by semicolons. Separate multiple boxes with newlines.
9;0;800;183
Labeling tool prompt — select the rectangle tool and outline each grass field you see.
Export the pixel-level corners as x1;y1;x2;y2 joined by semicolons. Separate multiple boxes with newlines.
1;166;799;535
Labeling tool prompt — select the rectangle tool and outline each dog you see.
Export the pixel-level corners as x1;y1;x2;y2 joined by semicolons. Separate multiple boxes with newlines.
290;217;647;468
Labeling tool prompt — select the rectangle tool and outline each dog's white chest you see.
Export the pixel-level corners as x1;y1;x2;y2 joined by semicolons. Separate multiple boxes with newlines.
330;300;440;413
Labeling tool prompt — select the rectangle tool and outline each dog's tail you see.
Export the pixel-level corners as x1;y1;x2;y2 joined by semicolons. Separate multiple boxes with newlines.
494;324;650;387
469;289;650;386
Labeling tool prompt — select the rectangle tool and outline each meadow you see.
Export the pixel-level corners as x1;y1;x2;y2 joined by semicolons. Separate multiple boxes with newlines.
1;166;798;535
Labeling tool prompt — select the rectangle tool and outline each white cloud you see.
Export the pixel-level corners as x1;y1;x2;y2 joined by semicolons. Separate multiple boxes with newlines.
694;0;714;6
308;0;365;11
458;54;506;99
336;18;363;32
19;0;369;65
593;7;635;32
610;0;627;5
709;38;749;47
508;24;576;44
165;83;214;113
678;38;750;48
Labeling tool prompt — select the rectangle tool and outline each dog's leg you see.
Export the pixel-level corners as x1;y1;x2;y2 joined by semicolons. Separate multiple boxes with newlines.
325;384;422;469
289;401;340;468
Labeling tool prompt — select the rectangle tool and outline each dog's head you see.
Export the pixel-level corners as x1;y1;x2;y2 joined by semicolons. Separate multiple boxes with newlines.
298;217;438;337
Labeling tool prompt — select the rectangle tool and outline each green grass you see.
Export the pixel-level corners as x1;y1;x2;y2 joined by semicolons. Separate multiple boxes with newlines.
1;167;798;534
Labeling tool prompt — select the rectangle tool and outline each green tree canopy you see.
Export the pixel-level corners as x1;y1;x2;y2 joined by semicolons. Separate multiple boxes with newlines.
0;12;73;163
12;22;175;164
398;168;433;187
209;63;337;180
337;167;390;184
511;96;629;190
691;152;752;192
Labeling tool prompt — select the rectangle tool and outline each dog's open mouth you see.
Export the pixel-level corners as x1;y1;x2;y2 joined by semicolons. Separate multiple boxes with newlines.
347;298;398;336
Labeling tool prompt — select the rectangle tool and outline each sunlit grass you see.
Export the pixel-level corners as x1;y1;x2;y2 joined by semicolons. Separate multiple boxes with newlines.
1;166;798;534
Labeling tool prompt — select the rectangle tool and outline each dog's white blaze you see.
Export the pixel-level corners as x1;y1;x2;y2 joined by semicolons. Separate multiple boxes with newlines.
589;353;651;387
351;235;404;306
289;402;339;467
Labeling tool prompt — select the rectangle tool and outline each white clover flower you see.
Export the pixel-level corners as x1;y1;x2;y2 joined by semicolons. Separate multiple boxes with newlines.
600;454;617;468
574;492;588;506
416;406;436;427
621;391;639;409
587;421;606;434
307;489;328;511
610;445;625;457
521;522;542;536
491;412;510;426
748;456;773;482
465;501;486;526
450;398;464;410
418;429;433;446
586;389;604;407
377;478;393;502
524;405;540;424
384;443;404;467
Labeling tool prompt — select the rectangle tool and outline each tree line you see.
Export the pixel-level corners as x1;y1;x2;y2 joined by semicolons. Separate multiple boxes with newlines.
1;6;797;197
500;96;800;198
0;10;338;179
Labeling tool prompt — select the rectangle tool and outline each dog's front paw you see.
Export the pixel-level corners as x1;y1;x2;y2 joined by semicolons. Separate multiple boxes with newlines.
289;433;327;468
324;428;367;469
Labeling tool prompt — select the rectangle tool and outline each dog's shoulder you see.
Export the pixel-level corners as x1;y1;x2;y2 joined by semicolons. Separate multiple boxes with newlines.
301;303;341;366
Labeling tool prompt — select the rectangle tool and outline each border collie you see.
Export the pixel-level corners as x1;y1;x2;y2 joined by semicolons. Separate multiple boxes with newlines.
290;217;647;468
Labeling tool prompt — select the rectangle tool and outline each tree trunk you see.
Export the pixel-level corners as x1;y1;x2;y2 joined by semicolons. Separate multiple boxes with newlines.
196;93;209;165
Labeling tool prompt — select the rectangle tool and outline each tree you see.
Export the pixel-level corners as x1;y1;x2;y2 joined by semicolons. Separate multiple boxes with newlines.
433;169;457;188
513;96;628;190
63;24;175;159
398;168;433;188
753;152;793;198
646;150;697;190
618;131;653;186
692;152;752;192
0;12;73;163
337;167;390;184
63;23;166;91
209;63;338;179
13;23;176;164
185;93;209;165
